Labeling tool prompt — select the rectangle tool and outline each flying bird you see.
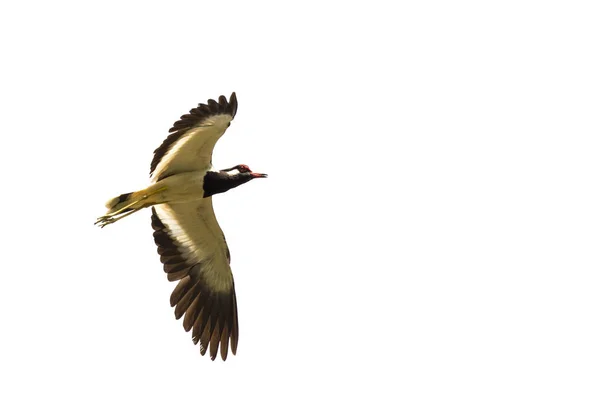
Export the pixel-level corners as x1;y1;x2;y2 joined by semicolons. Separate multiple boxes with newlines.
95;92;267;360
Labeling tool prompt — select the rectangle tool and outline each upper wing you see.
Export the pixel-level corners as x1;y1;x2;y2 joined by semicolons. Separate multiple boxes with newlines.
150;92;238;182
151;198;238;360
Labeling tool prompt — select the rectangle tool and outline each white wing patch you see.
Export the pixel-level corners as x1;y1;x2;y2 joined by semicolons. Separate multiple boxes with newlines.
154;201;233;292
151;114;233;183
151;132;194;183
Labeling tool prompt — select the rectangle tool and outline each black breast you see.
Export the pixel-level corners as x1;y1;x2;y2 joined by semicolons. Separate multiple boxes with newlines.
203;171;252;197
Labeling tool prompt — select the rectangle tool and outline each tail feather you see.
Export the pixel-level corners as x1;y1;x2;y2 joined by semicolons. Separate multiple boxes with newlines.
105;190;148;215
97;186;164;227
105;192;134;210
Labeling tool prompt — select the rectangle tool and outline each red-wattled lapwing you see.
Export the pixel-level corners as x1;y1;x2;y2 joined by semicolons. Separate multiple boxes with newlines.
95;93;267;360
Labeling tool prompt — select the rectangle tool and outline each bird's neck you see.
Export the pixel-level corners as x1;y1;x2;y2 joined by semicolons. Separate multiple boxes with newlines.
203;171;251;197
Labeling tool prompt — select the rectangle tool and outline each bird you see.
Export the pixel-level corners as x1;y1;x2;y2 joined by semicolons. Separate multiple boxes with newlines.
95;92;267;361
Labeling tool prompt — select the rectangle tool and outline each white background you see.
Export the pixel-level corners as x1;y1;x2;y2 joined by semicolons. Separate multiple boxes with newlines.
1;1;599;399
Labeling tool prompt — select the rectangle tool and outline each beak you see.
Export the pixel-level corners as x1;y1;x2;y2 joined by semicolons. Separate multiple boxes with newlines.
251;172;268;178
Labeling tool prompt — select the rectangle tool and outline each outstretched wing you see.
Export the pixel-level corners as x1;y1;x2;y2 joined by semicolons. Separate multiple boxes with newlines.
150;92;238;182
151;199;238;361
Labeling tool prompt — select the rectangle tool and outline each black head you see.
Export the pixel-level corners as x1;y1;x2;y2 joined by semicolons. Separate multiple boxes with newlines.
220;164;252;174
203;169;267;198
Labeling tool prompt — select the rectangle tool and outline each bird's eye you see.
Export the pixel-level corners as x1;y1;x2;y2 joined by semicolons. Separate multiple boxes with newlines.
239;164;251;172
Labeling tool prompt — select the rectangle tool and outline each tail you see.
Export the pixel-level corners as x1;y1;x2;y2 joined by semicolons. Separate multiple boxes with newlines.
104;190;149;215
96;187;165;228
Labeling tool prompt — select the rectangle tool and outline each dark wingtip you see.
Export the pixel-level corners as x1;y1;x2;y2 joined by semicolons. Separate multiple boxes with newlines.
150;92;240;177
207;98;219;113
229;92;238;118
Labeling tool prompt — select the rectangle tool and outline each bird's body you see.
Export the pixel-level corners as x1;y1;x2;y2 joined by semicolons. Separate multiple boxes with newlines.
144;171;208;204
96;93;266;361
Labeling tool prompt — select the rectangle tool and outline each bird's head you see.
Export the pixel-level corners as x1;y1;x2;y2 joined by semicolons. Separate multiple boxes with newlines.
234;168;268;182
221;164;268;179
204;165;267;197
223;166;267;192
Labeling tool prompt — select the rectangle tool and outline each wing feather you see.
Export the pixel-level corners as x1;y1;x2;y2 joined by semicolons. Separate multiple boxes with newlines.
150;92;238;182
151;199;239;361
